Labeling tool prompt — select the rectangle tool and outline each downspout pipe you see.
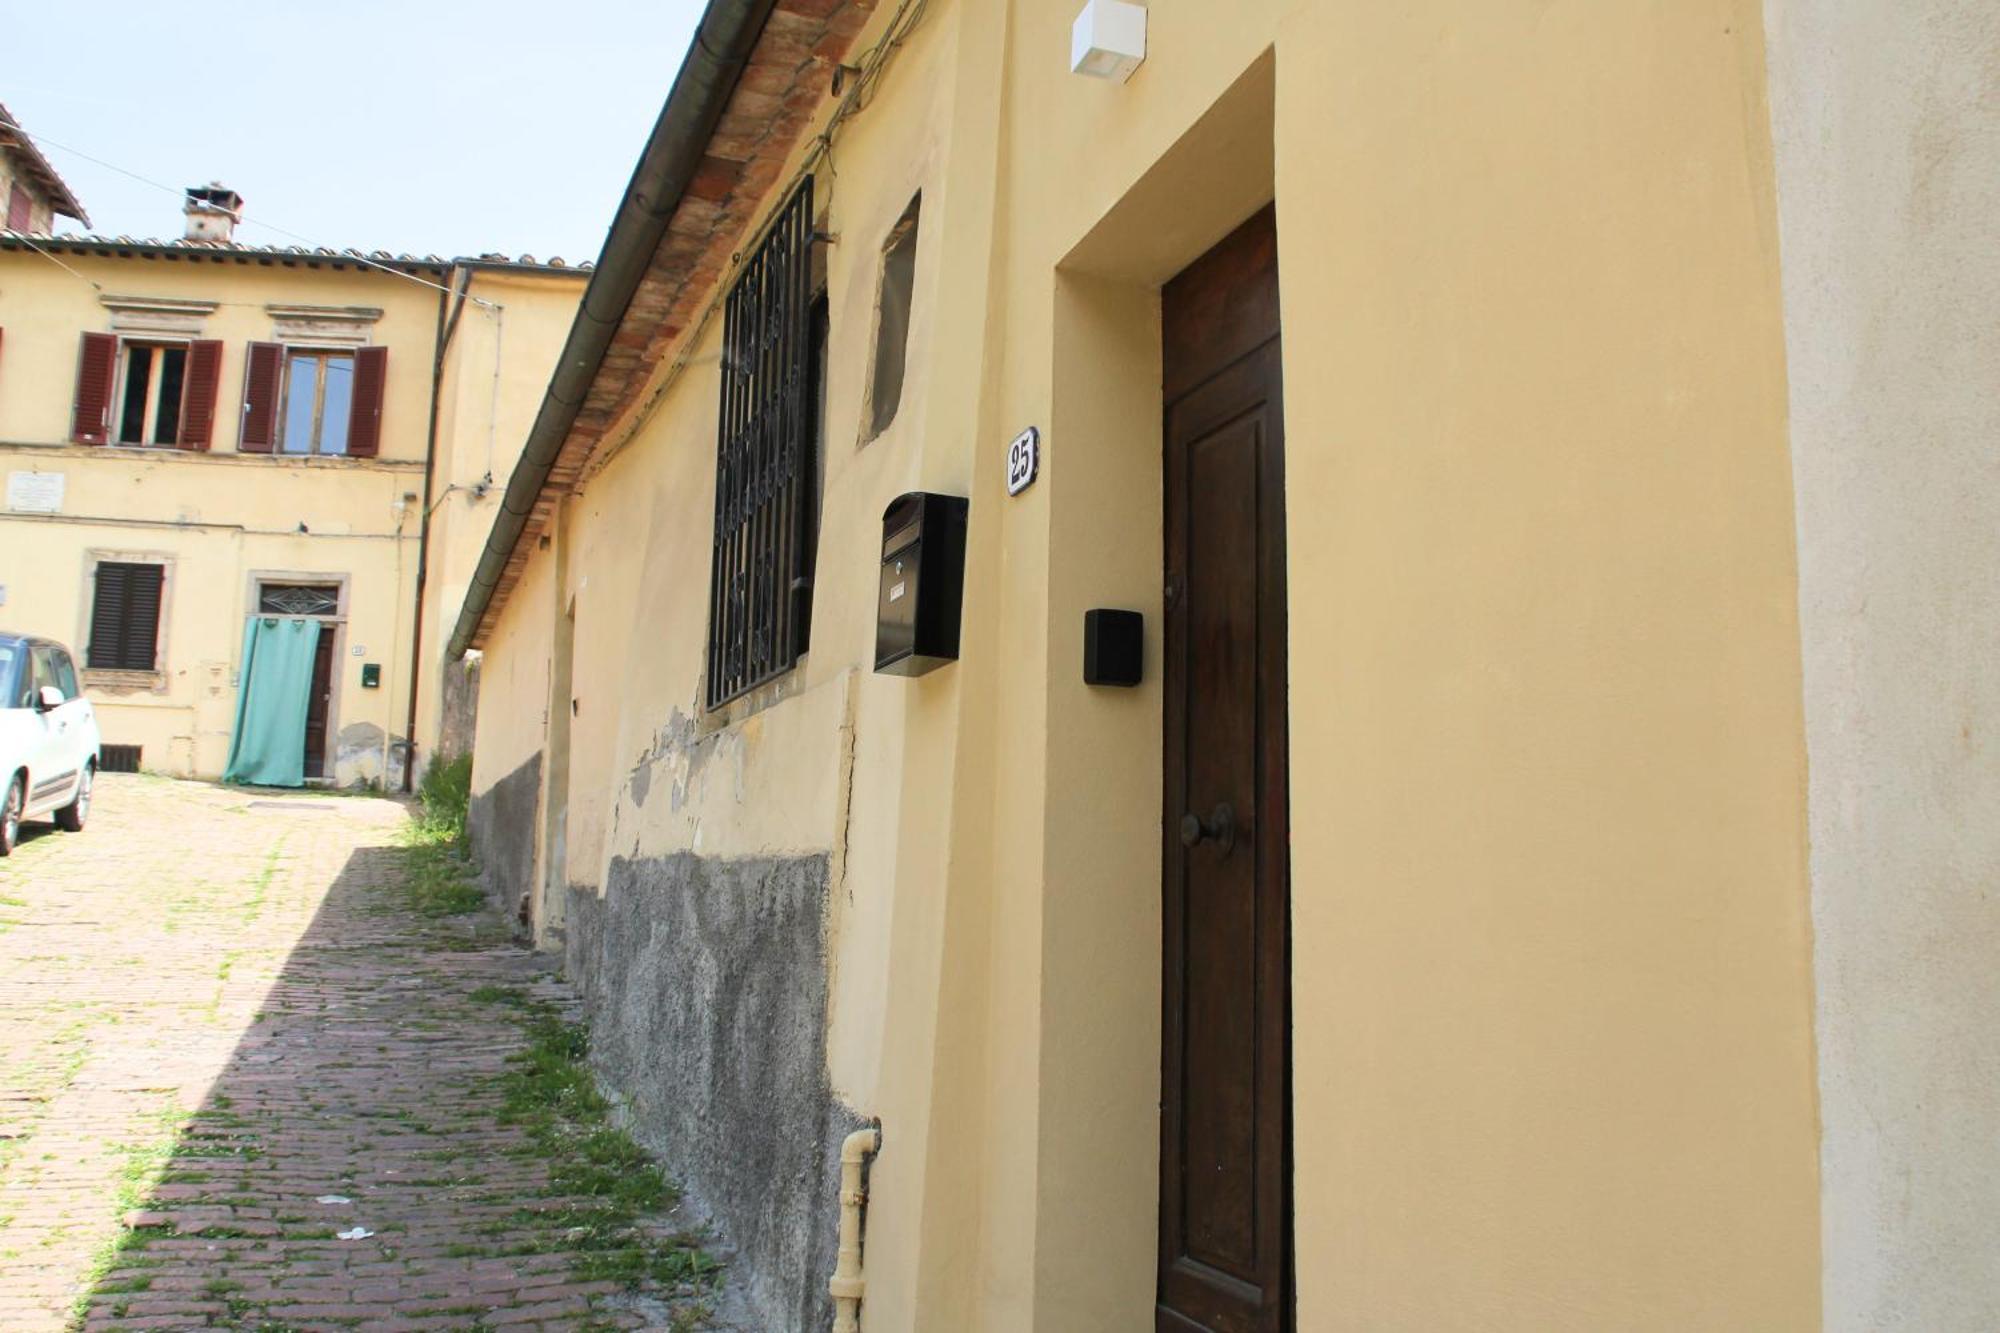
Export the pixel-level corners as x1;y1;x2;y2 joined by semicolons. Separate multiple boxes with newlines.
444;0;780;662
830;1125;880;1333
402;266;466;792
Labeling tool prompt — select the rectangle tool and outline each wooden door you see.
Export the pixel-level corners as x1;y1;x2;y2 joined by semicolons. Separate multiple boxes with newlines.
303;626;336;779
1158;205;1291;1333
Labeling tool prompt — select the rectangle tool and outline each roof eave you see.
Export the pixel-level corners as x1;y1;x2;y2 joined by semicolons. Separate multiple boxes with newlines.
0;234;449;274
0;105;91;228
444;0;785;660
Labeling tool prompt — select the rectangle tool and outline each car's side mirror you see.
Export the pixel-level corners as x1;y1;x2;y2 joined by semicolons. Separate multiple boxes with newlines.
36;685;65;712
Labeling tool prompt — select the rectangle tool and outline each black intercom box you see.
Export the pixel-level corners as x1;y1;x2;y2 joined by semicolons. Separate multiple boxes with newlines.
875;491;968;677
1083;609;1143;687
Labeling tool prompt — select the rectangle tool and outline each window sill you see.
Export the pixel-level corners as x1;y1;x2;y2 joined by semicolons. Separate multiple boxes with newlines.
698;657;811;734
82;668;166;693
0;441;424;468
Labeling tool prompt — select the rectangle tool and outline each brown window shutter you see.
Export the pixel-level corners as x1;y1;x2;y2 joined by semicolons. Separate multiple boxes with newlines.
177;340;223;450
5;185;28;232
347;345;387;458
71;332;119;444
88;561;164;672
239;341;283;452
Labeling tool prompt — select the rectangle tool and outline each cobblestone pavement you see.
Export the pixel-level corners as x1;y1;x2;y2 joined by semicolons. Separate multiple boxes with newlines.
0;775;708;1332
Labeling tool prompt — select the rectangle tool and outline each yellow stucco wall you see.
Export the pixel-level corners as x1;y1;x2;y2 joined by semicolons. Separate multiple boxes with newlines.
1274;6;1817;1327
465;0;1821;1328
0;254;437;783
468;528;555;787
0;257;439;458
1;250;573;786
0;449;422;782
416;266;585;777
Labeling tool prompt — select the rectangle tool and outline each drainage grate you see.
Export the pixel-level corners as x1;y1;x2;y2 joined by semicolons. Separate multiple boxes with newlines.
99;744;142;774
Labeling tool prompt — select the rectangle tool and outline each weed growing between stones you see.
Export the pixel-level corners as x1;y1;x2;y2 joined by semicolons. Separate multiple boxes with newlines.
414;753;473;843
398;755;485;917
66;1103;191;1327
394;748;484;912
478;986;723;1320
396;839;485;915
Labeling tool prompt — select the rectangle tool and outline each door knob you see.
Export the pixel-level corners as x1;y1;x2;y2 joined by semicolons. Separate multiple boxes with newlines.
1178;803;1236;855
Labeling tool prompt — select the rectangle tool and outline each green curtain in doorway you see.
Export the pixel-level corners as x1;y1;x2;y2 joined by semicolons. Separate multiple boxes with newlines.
223;617;322;787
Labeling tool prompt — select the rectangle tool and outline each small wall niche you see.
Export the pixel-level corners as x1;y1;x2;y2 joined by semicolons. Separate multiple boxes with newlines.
864;193;921;442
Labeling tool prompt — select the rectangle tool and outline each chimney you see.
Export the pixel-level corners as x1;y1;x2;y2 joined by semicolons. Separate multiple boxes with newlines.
183;183;243;243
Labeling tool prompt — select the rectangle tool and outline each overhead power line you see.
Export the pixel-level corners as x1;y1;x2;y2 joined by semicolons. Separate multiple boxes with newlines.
4;119;502;307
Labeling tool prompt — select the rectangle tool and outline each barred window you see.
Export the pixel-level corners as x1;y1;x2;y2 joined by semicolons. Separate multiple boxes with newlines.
706;179;825;708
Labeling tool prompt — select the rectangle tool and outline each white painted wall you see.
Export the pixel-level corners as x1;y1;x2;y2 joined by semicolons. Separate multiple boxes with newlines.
1764;3;2000;1327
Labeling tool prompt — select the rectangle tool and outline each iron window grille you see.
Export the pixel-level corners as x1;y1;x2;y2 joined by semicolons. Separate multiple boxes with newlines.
706;178;822;708
99;744;143;774
258;584;341;617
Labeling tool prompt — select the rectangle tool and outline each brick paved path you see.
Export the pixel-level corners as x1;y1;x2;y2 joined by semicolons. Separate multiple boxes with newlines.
0;775;710;1332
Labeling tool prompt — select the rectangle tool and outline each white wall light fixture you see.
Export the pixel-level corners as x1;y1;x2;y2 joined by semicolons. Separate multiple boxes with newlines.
1071;0;1147;83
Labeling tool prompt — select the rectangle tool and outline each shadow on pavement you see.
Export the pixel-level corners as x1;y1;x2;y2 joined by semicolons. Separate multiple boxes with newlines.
69;823;713;1332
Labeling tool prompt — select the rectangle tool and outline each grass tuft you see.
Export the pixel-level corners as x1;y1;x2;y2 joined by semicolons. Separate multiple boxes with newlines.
494;1002;720;1310
397;753;483;917
414;753;472;843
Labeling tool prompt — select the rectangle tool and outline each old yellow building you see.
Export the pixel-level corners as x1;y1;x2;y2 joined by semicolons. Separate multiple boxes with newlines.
0;102;88;237
453;1;2000;1330
0;187;583;786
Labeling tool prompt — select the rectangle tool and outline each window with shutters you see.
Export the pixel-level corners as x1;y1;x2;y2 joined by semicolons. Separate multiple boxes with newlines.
116;343;187;445
72;335;221;449
705;179;827;710
280;350;355;455
86;560;165;673
239;343;385;457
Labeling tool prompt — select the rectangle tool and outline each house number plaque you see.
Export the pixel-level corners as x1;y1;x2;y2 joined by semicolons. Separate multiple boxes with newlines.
1005;427;1040;496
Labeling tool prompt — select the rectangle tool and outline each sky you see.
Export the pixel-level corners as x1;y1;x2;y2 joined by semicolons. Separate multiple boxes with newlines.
0;0;706;264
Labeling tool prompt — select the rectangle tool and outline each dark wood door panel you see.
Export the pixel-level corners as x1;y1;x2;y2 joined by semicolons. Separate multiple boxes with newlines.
1160;201;1290;1333
305;627;336;779
1179;404;1263;1279
1163;204;1281;401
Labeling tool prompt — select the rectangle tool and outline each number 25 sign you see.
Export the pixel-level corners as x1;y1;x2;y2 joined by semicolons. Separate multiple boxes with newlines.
1005;427;1040;496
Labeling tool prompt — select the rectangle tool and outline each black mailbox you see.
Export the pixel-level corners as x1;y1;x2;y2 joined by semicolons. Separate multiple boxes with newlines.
874;491;968;677
1082;609;1143;687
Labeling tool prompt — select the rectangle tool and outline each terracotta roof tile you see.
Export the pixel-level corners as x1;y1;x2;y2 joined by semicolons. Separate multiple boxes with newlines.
0;101;89;225
0;231;593;275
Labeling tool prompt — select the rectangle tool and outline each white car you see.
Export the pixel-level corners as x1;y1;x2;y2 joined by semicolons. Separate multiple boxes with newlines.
0;633;99;855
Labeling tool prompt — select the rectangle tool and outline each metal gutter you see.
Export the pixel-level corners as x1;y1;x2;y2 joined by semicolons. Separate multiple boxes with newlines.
401;268;465;791
449;258;595;278
445;0;780;661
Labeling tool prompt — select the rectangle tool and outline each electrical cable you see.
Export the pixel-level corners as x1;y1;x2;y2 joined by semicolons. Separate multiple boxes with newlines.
0;226;104;290
2;119;504;308
0;234;437;310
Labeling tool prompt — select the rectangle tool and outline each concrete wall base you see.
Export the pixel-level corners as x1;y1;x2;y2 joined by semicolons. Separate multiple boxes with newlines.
468;752;541;915
566;853;864;1333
